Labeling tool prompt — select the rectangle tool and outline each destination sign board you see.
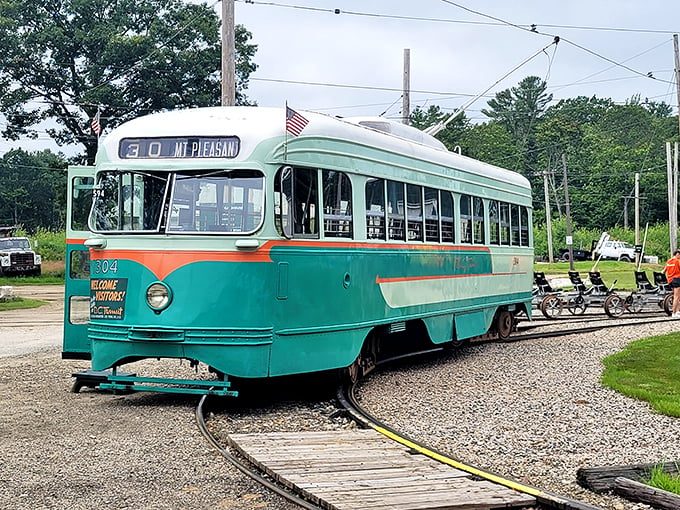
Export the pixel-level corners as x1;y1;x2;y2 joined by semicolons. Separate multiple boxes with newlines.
119;136;240;159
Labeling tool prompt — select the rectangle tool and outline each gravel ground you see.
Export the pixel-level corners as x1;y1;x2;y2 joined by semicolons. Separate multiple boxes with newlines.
1;309;679;510
0;353;306;510
354;319;680;510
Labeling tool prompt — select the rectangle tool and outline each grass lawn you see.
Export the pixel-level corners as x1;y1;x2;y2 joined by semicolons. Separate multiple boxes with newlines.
0;297;46;312
645;464;680;495
601;332;680;418
0;260;65;286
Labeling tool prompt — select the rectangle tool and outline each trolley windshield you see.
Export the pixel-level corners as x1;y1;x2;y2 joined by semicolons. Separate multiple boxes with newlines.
90;169;264;234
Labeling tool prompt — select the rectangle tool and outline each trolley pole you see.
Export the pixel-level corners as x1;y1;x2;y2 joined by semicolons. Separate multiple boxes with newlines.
562;154;574;271
221;0;235;106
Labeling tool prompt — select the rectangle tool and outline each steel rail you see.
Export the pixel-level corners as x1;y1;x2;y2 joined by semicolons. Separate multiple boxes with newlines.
195;394;322;510
336;382;601;510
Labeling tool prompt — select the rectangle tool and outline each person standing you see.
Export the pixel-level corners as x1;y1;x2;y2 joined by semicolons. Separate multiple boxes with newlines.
665;250;680;318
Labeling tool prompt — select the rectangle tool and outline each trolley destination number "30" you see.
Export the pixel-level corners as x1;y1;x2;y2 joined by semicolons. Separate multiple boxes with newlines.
119;136;240;159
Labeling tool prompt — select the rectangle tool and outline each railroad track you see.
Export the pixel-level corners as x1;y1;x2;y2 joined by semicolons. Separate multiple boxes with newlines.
196;315;671;509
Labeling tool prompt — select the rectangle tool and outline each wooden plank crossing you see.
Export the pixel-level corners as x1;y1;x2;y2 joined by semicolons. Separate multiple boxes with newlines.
228;429;536;510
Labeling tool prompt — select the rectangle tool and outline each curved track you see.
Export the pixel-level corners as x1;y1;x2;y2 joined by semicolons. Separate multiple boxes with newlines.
195;394;322;510
195;315;669;509
336;383;599;510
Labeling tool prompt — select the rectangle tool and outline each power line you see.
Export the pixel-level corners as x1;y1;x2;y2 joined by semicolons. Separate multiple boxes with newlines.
239;0;680;35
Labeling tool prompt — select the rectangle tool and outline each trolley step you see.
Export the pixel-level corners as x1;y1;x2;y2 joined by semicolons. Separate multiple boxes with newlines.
71;369;136;393
100;374;238;397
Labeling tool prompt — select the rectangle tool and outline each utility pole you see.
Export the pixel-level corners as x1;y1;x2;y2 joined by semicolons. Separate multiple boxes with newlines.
221;0;235;106
667;142;678;253
622;194;632;230
543;169;554;262
635;172;640;263
562;154;574;271
674;35;680;142
402;49;410;125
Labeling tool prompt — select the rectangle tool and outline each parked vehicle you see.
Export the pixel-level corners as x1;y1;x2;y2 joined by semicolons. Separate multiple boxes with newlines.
0;229;41;276
558;248;591;262
591;232;636;262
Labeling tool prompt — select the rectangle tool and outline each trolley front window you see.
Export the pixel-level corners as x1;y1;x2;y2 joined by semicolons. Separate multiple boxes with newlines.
91;171;168;232
167;170;264;233
90;169;264;234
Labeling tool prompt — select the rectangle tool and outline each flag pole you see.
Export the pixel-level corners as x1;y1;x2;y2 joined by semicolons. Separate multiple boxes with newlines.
284;101;289;161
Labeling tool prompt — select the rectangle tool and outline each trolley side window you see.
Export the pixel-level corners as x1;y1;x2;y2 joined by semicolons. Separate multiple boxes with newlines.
510;204;520;245
460;194;472;244
441;191;454;243
520;207;530;246
406;184;423;242
91;171;168;232
489;200;500;245
322;170;353;238
424;187;439;242
473;197;485;244
168;170;264;233
499;202;510;245
365;178;386;240
71;176;94;232
275;167;319;238
387;180;405;241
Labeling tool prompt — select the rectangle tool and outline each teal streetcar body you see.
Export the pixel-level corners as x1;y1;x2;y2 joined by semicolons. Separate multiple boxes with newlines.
62;107;533;395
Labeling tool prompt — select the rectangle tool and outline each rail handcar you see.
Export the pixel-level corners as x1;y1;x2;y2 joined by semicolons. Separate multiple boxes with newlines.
62;106;533;396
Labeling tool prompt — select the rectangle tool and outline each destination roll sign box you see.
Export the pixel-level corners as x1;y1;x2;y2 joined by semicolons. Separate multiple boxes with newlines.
119;136;240;159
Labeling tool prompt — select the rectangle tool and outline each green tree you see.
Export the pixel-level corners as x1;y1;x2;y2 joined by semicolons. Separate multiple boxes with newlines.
457;121;516;169
0;149;67;231
482;76;552;173
0;0;258;164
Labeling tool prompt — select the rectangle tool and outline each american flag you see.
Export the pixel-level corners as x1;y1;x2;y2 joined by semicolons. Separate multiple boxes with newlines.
286;106;309;136
91;108;101;136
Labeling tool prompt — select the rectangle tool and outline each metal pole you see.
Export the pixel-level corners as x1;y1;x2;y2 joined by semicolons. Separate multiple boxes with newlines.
221;0;235;106
543;169;554;262
635;172;640;263
674;142;679;251
562;154;574;271
668;142;674;253
674;35;680;144
402;49;410;125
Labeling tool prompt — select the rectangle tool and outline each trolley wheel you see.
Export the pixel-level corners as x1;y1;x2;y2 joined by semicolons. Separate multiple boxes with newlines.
624;293;644;313
540;295;562;319
567;295;587;315
343;360;361;385
495;309;514;341
604;294;625;318
663;293;674;316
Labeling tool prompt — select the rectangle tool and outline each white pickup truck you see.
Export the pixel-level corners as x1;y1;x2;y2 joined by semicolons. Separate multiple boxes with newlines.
591;232;636;262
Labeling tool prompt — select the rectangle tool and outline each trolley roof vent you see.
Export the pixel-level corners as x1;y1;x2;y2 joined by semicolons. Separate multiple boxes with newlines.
346;117;447;151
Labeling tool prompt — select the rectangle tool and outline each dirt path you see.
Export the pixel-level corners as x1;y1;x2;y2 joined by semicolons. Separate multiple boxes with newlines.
0;285;65;358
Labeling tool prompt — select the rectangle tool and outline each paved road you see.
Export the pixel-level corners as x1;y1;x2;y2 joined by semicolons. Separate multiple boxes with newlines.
0;285;64;358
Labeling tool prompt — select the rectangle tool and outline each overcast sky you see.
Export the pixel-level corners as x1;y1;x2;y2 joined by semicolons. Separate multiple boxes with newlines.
236;0;680;120
3;0;680;156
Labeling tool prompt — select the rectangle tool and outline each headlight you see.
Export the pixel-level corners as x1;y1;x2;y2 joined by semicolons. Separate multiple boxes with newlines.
146;282;172;311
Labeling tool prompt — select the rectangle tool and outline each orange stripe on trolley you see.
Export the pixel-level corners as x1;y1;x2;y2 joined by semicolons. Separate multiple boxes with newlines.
376;271;526;284
85;240;494;280
90;248;274;280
